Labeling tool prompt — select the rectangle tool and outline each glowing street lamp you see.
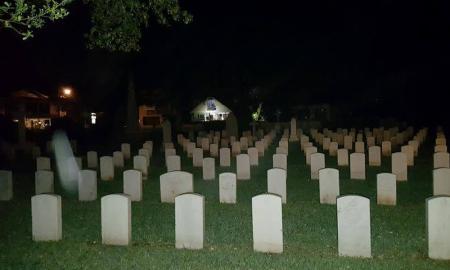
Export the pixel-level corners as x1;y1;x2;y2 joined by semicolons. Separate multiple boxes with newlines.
60;87;73;99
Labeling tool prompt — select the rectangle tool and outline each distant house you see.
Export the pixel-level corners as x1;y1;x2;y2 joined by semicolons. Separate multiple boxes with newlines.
191;97;232;122
0;90;78;129
138;105;163;128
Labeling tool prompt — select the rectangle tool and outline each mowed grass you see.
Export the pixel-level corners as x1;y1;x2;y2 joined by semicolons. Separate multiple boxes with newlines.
1;138;450;270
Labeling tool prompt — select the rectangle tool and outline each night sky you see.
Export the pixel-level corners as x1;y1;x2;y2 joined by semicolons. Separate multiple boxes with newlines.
1;0;449;124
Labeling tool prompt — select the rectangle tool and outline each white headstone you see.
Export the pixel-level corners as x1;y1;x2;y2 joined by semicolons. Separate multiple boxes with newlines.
248;147;259;166
236;154;251;180
310;153;325;180
113;151;124;168
219;147;231;167
202;157;215;180
121;143;131;160
87;151;98;169
35;170;54;194
434;152;450;169
350;153;366;180
337;149;349;166
377;173;396;205
78;169;97;201
267;168;287;203
433;168;450;196
101;194;131;245
337;195;371;258
31;194;62;241
427;196;450;260
166;155;181;172
123;170;142;201
193;148;203;167
392;152;407;181
175;193;204;250
160;171;194;203
36;157;51;171
368;146;381;166
382;141;391;156
252;194;283;253
319;168;339;204
133;155;148;180
209;143;219;157
100;156;114;181
219;173;236;204
329;142;338;156
273;154;287;170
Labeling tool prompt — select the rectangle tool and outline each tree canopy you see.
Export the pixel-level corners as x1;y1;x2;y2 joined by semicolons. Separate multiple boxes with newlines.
0;0;192;51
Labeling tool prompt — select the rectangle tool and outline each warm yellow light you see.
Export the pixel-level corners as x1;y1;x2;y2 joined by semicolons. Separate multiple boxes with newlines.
63;88;72;96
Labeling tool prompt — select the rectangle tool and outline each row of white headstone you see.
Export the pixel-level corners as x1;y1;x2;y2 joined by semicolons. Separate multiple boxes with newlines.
28;192;450;259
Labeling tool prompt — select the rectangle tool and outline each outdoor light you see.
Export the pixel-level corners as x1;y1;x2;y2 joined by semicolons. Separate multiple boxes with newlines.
91;113;96;124
60;87;73;98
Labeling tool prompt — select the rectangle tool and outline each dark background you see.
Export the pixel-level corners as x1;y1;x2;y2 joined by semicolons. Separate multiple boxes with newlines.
1;0;449;125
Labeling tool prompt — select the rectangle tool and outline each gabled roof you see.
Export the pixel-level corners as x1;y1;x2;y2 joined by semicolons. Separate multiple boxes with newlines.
191;97;232;113
11;90;49;100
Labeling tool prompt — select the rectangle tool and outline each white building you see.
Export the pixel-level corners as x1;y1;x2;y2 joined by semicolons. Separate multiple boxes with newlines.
191;97;232;122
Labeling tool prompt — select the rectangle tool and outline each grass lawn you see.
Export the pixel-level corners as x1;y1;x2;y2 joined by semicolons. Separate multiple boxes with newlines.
1;136;450;269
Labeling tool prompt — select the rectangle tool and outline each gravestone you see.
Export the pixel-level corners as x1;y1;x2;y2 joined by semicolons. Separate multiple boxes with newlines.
276;146;288;155
355;141;365;153
368;146;381;166
323;137;331;151
219;173;236;203
175;193;204;250
255;141;265;157
382;141;392;156
162;119;172;143
0;170;13;201
377;173;396;205
267;168;287;203
219;148;231;167
236;154;251;180
121;143;131;160
193;148;203;167
305;146;318;165
319;168;340;204
392;152;407;181
113;151;124;168
123;170;142;201
337;149;349;166
401;145;414;166
139;148;150;166
252;194;283;253
35;170;54;194
166;155;181;172
344;135;353;150
248;147;259;166
87;151;98;169
202;158;215;180
36;157;51;171
310;153;325;180
133;155;148;180
201;137;210;151
329;142;338;156
232;141;241;156
101;194;131;245
240;137;249;151
78;169;97;201
434;152;450;169
187;142;195;158
433;168;450;196
210;143;219;157
435;145;447;153
31;194;62;241
160;171;194;203
273;153;287;170
337;195;371;258
350;153;366;180
427;196;450;260
100;156;114;181
289;118;298;141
